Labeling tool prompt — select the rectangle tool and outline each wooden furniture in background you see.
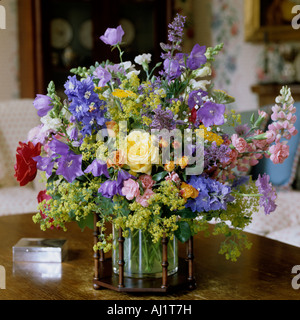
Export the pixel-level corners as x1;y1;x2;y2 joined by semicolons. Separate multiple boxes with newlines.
252;83;300;107
244;0;300;42
1;213;300;300
18;0;174;98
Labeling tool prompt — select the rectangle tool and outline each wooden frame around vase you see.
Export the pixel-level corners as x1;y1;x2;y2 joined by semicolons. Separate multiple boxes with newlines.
92;213;196;293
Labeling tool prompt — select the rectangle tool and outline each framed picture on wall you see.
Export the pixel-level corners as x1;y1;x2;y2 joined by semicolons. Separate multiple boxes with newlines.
244;0;300;42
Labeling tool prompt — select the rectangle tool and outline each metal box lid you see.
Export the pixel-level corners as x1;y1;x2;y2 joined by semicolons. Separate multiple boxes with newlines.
12;238;67;262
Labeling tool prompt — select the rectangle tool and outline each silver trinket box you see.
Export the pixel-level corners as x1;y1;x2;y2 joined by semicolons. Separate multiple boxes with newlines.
12;238;67;263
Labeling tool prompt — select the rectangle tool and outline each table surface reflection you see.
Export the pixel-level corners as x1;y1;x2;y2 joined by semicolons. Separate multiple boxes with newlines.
0;213;299;300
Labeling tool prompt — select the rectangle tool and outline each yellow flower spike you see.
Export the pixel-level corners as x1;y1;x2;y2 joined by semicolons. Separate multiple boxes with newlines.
112;88;136;99
198;125;224;146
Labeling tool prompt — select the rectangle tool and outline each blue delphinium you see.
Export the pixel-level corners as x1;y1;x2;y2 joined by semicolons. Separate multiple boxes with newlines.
64;75;107;136
185;175;234;213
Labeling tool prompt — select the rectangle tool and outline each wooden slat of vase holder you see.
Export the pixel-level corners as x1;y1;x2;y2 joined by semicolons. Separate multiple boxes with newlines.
187;236;196;289
118;227;125;288
93;213;100;289
161;234;169;289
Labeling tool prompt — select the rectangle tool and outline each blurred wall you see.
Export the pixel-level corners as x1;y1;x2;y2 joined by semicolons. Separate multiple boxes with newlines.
0;0;19;101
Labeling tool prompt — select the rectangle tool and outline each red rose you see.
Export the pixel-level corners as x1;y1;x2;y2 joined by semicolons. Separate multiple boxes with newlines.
14;141;41;186
37;190;52;203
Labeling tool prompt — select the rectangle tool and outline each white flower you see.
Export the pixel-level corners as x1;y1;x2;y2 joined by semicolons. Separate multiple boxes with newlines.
119;61;140;79
192;65;211;78
40;114;62;132
134;53;152;65
188;79;211;92
126;70;140;79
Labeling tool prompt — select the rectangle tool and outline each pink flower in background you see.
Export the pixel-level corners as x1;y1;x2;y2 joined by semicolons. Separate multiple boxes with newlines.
139;174;155;189
136;189;155;207
231;134;248;153
269;143;289;164
122;179;140;200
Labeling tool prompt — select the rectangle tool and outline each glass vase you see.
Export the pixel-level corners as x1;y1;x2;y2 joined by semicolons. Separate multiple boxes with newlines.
112;226;178;278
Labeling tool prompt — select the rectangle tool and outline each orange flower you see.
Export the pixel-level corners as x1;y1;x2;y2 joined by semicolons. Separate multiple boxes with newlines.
164;161;175;172
159;138;169;148
180;182;199;199
107;150;126;169
105;121;118;137
177;156;189;169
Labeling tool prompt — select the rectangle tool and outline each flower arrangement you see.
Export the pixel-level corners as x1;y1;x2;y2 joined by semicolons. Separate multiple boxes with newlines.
14;14;297;262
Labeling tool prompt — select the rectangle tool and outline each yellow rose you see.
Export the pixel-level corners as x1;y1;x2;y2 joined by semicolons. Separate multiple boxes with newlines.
124;130;159;175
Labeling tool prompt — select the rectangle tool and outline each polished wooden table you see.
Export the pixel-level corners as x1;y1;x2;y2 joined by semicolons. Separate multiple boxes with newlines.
0;213;299;300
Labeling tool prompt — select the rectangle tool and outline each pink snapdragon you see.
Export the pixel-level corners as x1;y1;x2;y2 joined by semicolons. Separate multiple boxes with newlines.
266;96;298;144
269;142;289;164
121;179;140;200
231;134;248;153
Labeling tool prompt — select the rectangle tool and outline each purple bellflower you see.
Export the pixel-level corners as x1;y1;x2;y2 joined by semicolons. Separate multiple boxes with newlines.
56;152;84;183
93;66;112;87
100;25;124;46
188;89;208;109
98;180;122;198
197;101;225;127
84;159;110;178
97;169;136;199
33;95;53;117
186;44;207;70
163;58;182;79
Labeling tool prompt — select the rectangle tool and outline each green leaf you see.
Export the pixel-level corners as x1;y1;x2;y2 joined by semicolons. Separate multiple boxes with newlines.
250;113;255;126
176;208;197;219
77;213;94;231
152;171;168;182
95;196;115;216
174;221;192;243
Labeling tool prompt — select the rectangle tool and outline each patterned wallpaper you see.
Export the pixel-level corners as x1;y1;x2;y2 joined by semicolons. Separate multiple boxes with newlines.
211;0;264;111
